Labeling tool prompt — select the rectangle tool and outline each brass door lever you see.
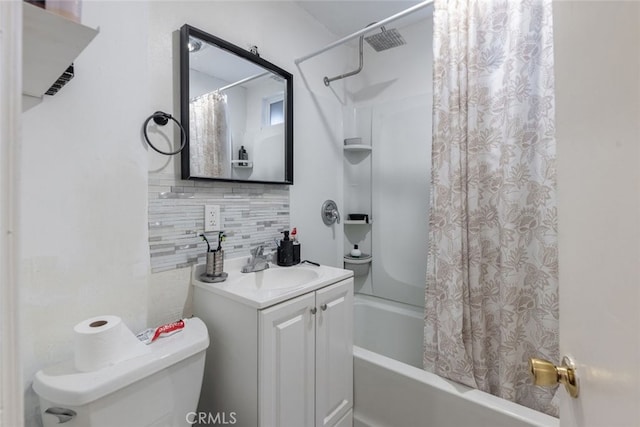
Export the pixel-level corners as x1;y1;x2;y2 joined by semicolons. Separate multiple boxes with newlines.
529;356;579;398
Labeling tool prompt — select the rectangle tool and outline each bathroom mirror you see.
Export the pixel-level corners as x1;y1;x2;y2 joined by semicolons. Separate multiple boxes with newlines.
180;24;293;184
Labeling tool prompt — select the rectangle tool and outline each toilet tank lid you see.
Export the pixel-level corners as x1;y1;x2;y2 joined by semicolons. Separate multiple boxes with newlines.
33;317;210;407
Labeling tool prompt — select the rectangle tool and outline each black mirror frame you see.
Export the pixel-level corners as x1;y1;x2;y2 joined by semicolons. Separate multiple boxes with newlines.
179;24;294;185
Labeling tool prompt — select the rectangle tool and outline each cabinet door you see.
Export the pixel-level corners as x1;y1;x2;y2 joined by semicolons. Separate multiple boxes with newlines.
315;279;354;427
259;292;316;427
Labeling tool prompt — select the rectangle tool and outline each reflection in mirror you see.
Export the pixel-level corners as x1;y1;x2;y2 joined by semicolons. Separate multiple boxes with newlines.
180;25;293;184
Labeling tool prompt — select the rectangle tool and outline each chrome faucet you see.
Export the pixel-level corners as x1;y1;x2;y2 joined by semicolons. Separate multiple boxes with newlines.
241;244;271;273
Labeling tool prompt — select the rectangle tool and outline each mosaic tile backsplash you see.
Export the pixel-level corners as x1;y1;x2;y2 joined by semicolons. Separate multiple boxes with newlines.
148;173;290;273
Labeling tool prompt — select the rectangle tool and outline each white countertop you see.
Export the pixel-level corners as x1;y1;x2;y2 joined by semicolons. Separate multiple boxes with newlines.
191;257;353;309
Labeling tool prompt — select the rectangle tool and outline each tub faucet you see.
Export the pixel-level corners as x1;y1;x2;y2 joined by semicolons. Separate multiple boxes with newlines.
241;244;271;273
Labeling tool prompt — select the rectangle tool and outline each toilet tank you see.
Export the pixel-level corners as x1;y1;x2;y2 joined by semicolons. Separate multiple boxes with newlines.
33;317;209;427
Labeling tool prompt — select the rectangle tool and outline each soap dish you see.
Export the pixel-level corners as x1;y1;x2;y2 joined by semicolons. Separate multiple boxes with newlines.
199;272;228;283
343;254;372;263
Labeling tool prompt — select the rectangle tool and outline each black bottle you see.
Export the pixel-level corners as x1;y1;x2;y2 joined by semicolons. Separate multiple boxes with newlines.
277;231;294;266
292;241;301;265
239;145;248;166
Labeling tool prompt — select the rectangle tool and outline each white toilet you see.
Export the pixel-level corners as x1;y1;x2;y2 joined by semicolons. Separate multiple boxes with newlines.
33;317;209;427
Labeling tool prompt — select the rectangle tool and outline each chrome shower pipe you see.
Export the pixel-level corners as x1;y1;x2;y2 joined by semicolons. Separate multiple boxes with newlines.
323;35;364;86
294;0;433;65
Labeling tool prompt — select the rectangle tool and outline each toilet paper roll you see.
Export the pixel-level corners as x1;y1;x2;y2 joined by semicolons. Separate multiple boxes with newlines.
73;315;149;372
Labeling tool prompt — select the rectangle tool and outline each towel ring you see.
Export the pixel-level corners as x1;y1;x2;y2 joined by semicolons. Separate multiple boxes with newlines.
143;111;187;156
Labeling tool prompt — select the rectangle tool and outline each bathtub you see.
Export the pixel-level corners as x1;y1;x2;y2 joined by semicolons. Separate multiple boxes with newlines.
353;294;559;427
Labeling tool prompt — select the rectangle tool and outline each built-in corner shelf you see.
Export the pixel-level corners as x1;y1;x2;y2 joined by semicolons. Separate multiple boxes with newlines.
343;144;372;153
343;253;371;278
22;2;100;111
231;160;254;168
344;220;372;225
343;254;372;264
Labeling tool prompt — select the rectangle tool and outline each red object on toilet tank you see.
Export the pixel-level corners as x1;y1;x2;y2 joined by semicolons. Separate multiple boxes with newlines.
151;319;185;342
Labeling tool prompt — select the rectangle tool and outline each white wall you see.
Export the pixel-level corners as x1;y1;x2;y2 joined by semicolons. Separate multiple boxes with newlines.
147;1;348;270
20;2;150;424
19;1;348;425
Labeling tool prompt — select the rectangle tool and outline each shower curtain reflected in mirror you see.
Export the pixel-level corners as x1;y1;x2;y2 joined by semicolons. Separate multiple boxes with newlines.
425;0;559;417
189;91;231;178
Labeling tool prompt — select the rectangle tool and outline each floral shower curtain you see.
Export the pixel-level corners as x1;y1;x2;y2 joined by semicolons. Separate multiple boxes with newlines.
189;91;231;178
424;0;559;416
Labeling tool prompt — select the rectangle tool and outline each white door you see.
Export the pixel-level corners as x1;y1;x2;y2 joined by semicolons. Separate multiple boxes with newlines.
315;279;354;427
259;292;316;427
554;2;640;426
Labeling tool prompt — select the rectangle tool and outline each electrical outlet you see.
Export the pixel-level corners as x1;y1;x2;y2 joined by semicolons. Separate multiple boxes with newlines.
204;205;221;232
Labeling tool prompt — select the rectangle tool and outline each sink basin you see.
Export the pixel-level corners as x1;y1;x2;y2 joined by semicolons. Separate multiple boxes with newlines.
234;267;320;290
192;257;353;309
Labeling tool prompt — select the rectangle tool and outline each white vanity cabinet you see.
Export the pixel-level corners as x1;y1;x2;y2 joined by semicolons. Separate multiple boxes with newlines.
259;280;353;427
192;264;354;427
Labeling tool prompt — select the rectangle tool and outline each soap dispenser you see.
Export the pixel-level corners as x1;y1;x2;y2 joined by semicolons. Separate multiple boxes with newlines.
239;145;249;166
277;230;294;266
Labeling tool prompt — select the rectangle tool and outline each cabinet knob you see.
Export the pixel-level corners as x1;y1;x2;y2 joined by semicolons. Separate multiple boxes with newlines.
310;307;317;315
320;304;328;311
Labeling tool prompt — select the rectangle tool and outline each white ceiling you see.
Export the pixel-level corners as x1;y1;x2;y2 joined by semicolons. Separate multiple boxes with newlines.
188;1;433;85
294;1;431;37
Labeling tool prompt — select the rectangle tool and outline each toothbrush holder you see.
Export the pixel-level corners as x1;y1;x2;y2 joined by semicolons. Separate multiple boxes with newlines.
206;250;224;276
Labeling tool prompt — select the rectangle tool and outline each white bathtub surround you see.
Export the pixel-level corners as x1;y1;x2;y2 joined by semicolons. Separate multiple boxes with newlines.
353;295;558;426
342;17;433;307
354;294;424;368
353;346;559;427
371;94;431;307
426;0;558;415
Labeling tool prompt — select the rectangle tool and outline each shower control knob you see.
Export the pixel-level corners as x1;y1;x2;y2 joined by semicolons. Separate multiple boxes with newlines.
321;200;341;225
528;356;579;398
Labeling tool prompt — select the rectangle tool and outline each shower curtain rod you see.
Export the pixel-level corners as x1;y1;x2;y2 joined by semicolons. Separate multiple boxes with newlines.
294;0;434;65
190;72;270;102
217;71;269;92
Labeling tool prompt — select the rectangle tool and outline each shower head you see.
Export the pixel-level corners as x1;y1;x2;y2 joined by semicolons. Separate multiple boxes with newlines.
364;26;406;52
322;23;406;87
